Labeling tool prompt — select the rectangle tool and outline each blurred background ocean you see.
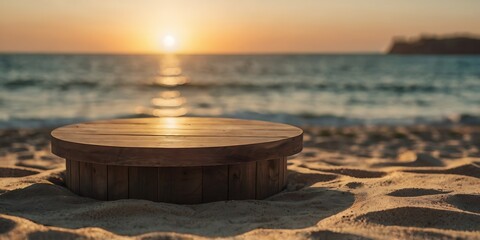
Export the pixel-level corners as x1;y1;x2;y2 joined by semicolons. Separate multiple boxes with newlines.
0;54;479;128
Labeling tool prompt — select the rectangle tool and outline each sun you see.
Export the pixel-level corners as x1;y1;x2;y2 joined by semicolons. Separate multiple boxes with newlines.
162;35;176;51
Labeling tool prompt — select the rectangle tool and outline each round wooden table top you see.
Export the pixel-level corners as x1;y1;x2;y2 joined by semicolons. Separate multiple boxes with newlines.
51;117;303;167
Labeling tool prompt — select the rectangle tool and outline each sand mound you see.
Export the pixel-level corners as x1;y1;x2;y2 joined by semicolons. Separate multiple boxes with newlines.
0;183;354;237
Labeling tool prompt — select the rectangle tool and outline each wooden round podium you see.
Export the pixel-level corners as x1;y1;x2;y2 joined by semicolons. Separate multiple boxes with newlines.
51;117;303;204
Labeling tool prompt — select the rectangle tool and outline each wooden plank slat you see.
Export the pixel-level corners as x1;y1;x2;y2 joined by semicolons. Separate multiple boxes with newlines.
279;157;287;191
55;128;299;136
158;168;172;203
65;159;71;188
79;117;297;126
169;167;202;204
92;163;108;200
228;162;256;200
51;138;301;167
59;125;296;132
52;135;287;147
69;160;80;194
90;117;286;124
129;167;158;201
107;165;128;200
202;165;228;202
79;161;92;197
256;158;281;199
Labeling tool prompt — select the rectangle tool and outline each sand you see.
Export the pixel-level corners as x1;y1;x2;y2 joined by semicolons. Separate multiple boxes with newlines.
0;125;480;239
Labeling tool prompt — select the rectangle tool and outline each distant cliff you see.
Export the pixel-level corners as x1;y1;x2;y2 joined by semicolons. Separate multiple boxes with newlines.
388;35;480;55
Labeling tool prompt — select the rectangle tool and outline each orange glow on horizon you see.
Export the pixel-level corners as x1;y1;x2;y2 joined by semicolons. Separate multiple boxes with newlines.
1;1;479;53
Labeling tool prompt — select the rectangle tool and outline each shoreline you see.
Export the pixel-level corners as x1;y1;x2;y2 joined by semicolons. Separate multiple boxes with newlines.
2;111;480;130
0;124;479;239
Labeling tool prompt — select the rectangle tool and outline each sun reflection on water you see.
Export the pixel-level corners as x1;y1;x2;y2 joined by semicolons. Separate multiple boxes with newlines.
136;55;189;117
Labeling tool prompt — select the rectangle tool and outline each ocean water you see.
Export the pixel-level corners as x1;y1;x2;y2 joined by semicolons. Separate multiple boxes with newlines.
0;54;479;128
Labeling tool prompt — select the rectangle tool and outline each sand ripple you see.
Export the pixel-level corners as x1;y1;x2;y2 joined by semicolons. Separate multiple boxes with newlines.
387;188;450;197
446;194;480;214
308;168;386;178
0;217;16;234
356;207;480;231
0;167;39;178
403;163;480;179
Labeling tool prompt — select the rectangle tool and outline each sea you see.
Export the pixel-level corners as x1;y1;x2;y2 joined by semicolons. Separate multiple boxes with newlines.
0;54;479;128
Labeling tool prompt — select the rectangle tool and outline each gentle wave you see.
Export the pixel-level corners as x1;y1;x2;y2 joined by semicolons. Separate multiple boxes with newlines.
3;77;479;93
150;82;479;93
1;54;480;128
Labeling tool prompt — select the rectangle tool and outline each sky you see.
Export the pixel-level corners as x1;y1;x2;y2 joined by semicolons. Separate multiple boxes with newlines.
1;0;479;54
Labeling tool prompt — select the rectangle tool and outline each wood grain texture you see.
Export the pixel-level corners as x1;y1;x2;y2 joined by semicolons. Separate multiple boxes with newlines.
79;161;92;197
256;158;281;199
202;165;228;202
107;165;128;200
228;161;256;200
92;163;108;200
129;167;158;201
51;117;303;166
55;117;299;203
169;167;202;204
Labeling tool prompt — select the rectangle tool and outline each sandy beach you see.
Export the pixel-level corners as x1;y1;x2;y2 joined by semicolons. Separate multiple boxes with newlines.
0;124;479;239
2;0;480;238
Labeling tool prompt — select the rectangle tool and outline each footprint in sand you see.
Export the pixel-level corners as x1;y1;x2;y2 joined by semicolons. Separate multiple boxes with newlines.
16;158;62;170
16;152;34;161
309;230;370;240
356;207;480;231
0;167;39;178
286;172;338;190
0;217;16;234
302;151;317;158
345;182;364;189
387;188;450;197
373;152;445;168
310;168;386;178
270;189;331;202
446;194;480;214
27;230;84;239
46;173;67;187
402;163;480;179
0;183;76;200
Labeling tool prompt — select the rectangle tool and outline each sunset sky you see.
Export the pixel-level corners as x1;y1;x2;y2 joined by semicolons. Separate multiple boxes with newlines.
1;0;479;54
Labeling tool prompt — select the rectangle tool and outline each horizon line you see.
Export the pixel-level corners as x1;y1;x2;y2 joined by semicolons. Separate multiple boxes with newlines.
0;51;384;55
